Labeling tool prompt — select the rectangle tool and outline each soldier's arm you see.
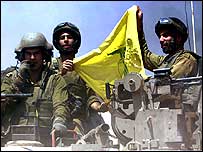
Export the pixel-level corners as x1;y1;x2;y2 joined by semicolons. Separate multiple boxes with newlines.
138;32;165;72
86;87;108;112
51;74;72;121
1;72;20;116
137;6;164;72
170;52;198;78
1;72;17;94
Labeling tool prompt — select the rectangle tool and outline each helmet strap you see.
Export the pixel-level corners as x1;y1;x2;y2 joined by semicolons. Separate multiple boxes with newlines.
17;51;25;62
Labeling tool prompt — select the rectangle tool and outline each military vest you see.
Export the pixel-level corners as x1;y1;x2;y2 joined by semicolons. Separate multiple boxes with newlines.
159;50;202;76
12;68;53;125
51;57;89;119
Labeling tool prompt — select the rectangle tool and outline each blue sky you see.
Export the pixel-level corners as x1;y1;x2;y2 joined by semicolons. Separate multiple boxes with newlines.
1;1;202;76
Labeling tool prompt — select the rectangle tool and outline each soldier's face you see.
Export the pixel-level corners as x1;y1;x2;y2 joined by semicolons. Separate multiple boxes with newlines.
24;48;43;70
159;29;176;54
58;32;75;52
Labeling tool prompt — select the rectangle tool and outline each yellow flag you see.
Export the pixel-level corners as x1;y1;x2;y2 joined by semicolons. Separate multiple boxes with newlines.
74;5;148;103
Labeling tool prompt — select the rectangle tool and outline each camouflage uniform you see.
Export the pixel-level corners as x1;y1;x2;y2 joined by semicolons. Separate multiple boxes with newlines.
51;57;105;135
1;32;71;147
137;16;202;107
139;17;202;104
1;65;71;146
137;17;202;147
139;33;199;78
51;22;106;137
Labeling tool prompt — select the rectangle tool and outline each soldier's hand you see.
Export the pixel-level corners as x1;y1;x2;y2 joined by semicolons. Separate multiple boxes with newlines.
99;102;109;112
14;60;31;89
18;60;31;80
61;59;74;75
136;6;143;33
90;102;109;112
53;117;67;132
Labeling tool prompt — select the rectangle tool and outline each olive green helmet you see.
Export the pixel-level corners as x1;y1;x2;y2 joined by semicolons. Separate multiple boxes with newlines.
15;32;53;62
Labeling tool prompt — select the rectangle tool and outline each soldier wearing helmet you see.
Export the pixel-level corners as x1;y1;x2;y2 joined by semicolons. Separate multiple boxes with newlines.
135;7;202;148
15;32;53;62
53;22;81;55
1;32;73;146
51;22;108;137
137;7;201;78
136;6;202;109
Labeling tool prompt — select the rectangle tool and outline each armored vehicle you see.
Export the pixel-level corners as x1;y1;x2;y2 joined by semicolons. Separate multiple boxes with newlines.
106;68;202;150
1;68;202;151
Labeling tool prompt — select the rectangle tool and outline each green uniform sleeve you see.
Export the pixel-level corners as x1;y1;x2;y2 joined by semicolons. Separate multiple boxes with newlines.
139;32;165;71
1;71;20;121
86;86;102;108
171;52;198;78
138;32;198;78
51;74;71;121
1;72;18;94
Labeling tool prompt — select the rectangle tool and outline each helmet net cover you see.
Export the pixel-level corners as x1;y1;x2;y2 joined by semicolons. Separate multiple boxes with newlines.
52;22;81;53
155;17;188;43
15;32;53;62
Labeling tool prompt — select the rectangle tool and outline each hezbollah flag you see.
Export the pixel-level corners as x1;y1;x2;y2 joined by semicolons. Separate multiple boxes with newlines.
74;5;148;103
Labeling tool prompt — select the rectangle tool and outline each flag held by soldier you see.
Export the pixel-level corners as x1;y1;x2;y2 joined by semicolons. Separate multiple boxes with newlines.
74;5;147;103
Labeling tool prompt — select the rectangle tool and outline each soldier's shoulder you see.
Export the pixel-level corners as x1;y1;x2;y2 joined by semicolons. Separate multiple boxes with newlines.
175;50;197;62
181;50;201;60
1;66;17;78
48;72;65;82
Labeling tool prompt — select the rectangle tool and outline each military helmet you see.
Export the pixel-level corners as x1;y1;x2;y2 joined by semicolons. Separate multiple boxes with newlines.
15;32;53;62
155;17;188;43
52;22;81;53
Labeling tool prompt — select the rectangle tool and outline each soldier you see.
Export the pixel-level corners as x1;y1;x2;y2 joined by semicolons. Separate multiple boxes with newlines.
136;7;201;78
135;7;202;148
1;32;71;146
51;22;108;136
135;6;202;105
